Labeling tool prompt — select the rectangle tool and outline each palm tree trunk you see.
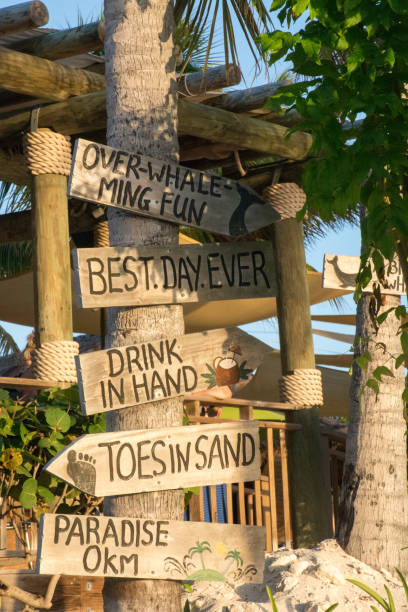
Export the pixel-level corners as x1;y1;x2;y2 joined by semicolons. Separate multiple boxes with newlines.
102;1;183;610
337;291;408;573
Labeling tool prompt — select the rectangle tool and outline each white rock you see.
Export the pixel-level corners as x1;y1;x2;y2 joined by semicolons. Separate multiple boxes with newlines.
267;553;297;572
309;563;346;585
276;574;299;592
290;559;311;576
303;603;327;612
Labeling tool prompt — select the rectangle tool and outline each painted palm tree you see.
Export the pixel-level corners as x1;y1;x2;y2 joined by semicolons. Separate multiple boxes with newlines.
188;540;212;569
223;549;243;576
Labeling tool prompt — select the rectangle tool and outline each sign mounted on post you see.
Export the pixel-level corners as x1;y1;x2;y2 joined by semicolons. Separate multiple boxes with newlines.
37;514;265;582
73;241;276;309
44;421;261;497
323;253;406;295
76;327;271;414
67;139;280;237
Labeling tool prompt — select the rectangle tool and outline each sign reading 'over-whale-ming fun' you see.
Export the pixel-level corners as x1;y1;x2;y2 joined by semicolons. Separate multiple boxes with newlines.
37;514;265;582
76;327;270;414
67;139;280;237
44;422;260;497
72;242;276;309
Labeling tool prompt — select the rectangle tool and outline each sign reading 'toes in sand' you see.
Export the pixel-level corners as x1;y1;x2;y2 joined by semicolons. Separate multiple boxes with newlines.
68;139;280;237
73;242;276;309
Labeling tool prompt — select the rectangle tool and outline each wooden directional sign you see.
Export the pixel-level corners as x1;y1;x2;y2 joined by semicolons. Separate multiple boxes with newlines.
323;253;406;295
73;241;276;309
67;138;280;237
44;421;261;497
37;513;265;582
76;327;271;415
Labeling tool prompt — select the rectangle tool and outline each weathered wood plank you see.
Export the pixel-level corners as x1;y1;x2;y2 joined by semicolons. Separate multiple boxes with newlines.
76;327;271;414
45;421;261;496
0;2;48;35
323;253;406;295
72;242;276;309
204;81;290;113
0;376;57;389
177;64;241;96
68;139;280;236
183;394;297;411
0;46;105;101
37;514;265;582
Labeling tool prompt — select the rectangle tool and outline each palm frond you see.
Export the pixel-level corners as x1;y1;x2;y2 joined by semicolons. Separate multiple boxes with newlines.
174;0;273;75
0;241;33;279
0;182;31;214
175;19;223;72
0;324;19;356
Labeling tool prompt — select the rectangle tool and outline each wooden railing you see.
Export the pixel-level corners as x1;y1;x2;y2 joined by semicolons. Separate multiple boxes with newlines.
321;429;346;532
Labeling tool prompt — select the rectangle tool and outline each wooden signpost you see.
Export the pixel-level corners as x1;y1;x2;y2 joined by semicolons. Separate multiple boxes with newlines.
44;421;261;496
67;138;281;237
323;253;406;295
76;326;271;414
73;241;276;309
37;514;265;582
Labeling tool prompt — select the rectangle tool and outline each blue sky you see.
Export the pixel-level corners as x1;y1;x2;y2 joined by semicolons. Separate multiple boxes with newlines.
0;0;361;360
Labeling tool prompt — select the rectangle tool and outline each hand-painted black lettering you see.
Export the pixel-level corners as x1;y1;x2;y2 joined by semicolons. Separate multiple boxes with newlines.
165;338;183;364
242;433;255;466
82;143;99;169
150;370;167;399
102;519;119;546
107;257;123;293
122;182;141;207
188;201;206;226
113;151;128;175
148;161;166;183
161;256;176;289
100;147;116;170
252;250;270;287
100;381;107;409
66;516;84;546
123;256;138;291
116;179;124;204
98;440;120;481
186;255;201;291
180;169;195;192
156;521;169;546
126;154;141;180
54;515;70;544
210;175;222;197
103;547;118;574
132;373;150;402
165;164;180;189
83;545;101;573
138;186;151;211
238;252;250;287
148;341;165;369
137;440;153;479
173;195;188;221
194;435;208;470
86;517;100;545
139;256;154;290
207;253;221;289
220;253;235;287
107;349;124;377
117;442;137;480
121;520;134;547
182;365;198;392
223;433;241;468
126;346;144;373
87;258;107;295
178;257;193;290
169;444;175;473
197;173;209;195
160;191;173;215
151;440;166;477
176;442;191;472
141;520;154;545
164;368;181;395
108;378;125;407
98;177;118;203
120;553;138;575
208;435;225;469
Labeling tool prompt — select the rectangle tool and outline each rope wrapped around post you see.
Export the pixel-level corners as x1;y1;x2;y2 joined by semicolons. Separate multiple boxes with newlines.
279;369;324;408
24;128;71;176
94;218;110;247
32;340;79;383
263;182;306;221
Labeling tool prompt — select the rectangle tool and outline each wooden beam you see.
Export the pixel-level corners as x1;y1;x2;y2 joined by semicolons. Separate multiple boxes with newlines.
177;64;241;96
6;20;105;60
0;1;48;35
203;81;290;113
183;393;297;411
0;376;57;389
0;46;105;101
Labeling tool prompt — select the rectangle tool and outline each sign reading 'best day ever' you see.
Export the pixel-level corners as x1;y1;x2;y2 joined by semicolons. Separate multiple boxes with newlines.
67;139;280;237
37;514;265;582
44;422;260;497
73;242;276;309
76;327;271;414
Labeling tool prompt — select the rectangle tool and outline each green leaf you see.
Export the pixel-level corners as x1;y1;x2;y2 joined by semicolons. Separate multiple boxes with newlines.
38;485;55;504
19;478;38;509
347;579;389;609
387;0;408;15
366;379;380;395
0;389;10;401
266;585;278;612
15;465;32;478
45;407;71;433
325;605;339;612
394;569;408;601
402;388;408;403
401;332;408;355
395;354;405;369
372;366;394;381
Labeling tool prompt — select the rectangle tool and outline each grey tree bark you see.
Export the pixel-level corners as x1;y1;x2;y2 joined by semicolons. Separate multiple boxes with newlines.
102;1;183;610
337;291;408;573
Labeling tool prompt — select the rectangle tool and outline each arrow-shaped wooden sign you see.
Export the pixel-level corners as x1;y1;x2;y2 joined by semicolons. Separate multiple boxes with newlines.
73;241;276;309
67;139;280;237
76;327;271;415
323;253;406;295
44;421;260;497
37;513;265;582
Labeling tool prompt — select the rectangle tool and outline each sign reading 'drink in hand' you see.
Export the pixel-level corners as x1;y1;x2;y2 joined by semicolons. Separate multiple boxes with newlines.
44;421;260;497
37;514;265;582
73;242;275;309
323;253;406;295
67;139;280;237
76;327;270;414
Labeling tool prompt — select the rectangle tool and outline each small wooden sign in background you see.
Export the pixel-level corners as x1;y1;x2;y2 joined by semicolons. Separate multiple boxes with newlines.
68;139;280;237
73;242;276;309
37;514;265;582
44;421;260;497
323;253;406;295
76;326;271;414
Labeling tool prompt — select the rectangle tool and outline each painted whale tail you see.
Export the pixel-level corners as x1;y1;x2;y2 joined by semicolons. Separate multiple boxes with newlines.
229;182;266;237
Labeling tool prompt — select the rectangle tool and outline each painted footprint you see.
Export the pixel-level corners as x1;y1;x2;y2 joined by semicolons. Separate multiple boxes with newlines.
67;450;97;496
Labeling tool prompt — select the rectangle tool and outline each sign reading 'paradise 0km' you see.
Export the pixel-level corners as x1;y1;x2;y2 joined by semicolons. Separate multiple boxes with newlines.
73;242;276;309
67;139;280;237
44;422;260;497
76;327;270;414
37;514;265;582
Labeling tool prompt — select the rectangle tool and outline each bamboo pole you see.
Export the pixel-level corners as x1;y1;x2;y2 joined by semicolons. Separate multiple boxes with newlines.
31;172;73;346
271;217;333;547
0;1;48;35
